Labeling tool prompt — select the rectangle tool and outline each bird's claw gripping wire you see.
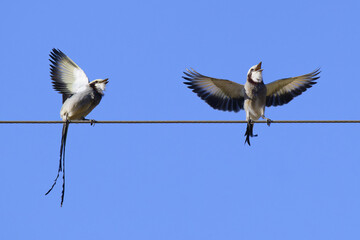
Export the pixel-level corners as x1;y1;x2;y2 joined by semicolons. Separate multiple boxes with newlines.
266;118;272;127
83;118;96;126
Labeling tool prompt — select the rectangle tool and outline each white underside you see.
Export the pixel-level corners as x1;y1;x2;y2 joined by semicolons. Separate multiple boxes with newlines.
60;86;98;120
244;98;265;121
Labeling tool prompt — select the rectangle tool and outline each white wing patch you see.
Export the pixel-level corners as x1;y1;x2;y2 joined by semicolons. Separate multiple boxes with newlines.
50;49;89;96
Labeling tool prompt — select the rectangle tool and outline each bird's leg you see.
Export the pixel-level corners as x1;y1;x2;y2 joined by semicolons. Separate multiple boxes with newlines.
82;117;96;126
260;108;272;127
261;115;272;127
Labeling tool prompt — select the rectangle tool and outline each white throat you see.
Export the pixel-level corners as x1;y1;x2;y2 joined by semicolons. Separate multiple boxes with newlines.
94;83;106;94
250;71;263;83
247;63;263;83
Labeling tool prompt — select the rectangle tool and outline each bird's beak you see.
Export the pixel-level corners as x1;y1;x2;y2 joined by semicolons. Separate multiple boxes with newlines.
103;78;109;84
255;62;263;71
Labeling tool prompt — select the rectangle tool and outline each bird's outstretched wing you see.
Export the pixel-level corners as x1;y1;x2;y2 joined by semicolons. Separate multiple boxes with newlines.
265;69;320;107
50;49;89;102
183;68;245;112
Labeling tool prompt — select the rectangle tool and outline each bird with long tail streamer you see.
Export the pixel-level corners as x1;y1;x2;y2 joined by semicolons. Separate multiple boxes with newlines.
46;49;109;206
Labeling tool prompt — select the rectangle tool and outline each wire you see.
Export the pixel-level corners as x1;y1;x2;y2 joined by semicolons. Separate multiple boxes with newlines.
0;120;360;124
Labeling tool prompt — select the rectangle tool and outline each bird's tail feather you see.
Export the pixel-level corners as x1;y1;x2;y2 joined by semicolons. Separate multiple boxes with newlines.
45;121;69;207
60;121;69;206
244;121;256;146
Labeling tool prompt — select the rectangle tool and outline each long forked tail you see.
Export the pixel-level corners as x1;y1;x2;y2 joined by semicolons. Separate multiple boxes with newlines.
244;121;257;146
45;120;69;207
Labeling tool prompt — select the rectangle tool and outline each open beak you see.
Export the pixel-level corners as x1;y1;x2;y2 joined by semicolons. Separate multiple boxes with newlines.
254;62;262;71
103;78;109;84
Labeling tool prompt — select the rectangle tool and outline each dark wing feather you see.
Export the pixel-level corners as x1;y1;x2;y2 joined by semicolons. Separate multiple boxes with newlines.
265;69;320;107
183;68;245;112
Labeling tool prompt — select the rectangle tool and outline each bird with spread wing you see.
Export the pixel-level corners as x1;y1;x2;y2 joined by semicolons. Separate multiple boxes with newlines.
46;48;109;206
183;62;320;145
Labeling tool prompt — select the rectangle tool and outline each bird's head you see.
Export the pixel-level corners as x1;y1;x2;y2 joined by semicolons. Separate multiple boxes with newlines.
247;62;263;83
90;78;109;94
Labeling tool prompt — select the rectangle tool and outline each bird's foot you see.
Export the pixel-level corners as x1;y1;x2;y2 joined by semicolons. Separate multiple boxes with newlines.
266;118;272;127
83;118;96;126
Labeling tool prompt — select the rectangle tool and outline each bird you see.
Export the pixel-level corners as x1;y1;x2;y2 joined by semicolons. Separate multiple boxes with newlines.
183;62;320;145
46;48;109;206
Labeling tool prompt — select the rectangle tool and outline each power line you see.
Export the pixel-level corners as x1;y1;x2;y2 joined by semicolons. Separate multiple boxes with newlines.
0;120;360;124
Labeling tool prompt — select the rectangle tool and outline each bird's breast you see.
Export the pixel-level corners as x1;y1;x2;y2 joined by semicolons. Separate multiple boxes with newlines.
244;82;266;99
60;89;102;120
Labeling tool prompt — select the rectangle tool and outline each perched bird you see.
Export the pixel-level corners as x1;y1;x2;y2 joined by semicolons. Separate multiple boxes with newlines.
183;62;320;145
46;48;109;206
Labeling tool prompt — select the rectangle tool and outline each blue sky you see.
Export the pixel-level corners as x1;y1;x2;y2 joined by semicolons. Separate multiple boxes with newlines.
1;0;360;239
